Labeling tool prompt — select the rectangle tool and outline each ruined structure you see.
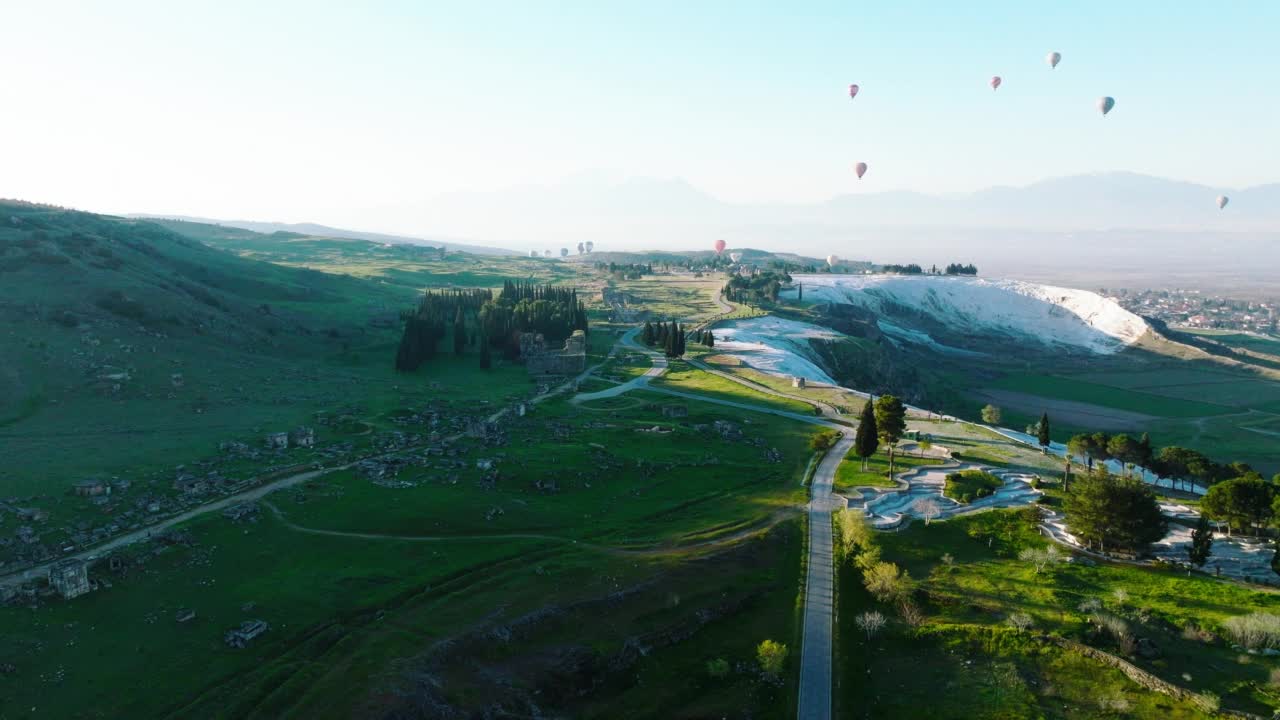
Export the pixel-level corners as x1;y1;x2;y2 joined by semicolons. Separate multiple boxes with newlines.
265;432;289;450
661;405;689;418
791;376;806;389
520;330;587;377
225;619;270;648
48;558;91;600
289;426;316;448
72;479;109;497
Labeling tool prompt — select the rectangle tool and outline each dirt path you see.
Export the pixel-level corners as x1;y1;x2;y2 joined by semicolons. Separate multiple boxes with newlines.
262;500;801;559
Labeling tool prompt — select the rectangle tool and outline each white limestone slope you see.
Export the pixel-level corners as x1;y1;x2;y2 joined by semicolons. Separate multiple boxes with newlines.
710;316;843;384
788;274;1148;354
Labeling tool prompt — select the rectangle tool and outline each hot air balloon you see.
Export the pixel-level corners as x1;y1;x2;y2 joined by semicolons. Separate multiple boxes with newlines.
826;254;838;268
729;252;743;263
543;250;552;258
585;241;594;253
714;238;727;255
990;76;1002;90
1217;195;1229;210
848;83;859;99
855;162;867;179
577;241;585;254
560;248;569;258
1046;51;1061;69
529;250;538;258
1097;96;1115;116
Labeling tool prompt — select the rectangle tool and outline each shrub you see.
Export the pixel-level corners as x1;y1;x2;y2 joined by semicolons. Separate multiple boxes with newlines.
855;611;886;640
1222;613;1280;650
756;639;788;679
1007;612;1034;631
705;658;730;678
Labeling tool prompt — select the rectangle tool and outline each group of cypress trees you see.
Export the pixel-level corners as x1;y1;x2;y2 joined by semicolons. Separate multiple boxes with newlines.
640;320;714;358
395;281;588;372
395;288;493;372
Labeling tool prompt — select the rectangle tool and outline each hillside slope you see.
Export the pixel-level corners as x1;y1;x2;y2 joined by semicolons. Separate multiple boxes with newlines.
0;200;413;486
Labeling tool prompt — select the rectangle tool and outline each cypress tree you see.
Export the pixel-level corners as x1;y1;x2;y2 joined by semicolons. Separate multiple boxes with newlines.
1188;514;1213;570
1038;412;1051;450
854;399;879;470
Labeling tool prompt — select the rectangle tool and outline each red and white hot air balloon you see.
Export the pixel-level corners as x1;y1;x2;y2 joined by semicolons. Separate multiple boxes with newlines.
714;238;727;255
854;162;868;179
990;76;1002;90
848;83;859;99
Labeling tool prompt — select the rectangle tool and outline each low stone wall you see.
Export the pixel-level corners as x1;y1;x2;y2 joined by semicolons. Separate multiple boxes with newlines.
1046;636;1263;719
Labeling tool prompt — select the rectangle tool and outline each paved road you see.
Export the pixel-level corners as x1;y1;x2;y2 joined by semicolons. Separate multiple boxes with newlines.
796;432;852;720
572;311;849;720
573;327;669;402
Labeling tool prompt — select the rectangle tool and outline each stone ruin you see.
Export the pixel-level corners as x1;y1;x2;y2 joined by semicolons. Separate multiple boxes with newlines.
791;376;806;389
520;329;587;377
289;426;316;448
661;405;689;418
225;619;269;648
264;432;289;450
48;558;91;600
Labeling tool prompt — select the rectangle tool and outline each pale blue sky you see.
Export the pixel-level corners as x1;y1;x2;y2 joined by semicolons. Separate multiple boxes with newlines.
2;0;1277;228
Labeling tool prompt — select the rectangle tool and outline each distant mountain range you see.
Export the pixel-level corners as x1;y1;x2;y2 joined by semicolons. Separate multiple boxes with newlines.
126;171;1280;294
127;214;517;257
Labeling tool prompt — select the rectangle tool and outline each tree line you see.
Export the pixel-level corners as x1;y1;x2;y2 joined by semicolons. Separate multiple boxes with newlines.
723;270;791;303
641;320;717;358
395;281;588;372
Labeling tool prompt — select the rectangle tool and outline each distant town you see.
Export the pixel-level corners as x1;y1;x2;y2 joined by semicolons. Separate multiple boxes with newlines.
1112;288;1279;334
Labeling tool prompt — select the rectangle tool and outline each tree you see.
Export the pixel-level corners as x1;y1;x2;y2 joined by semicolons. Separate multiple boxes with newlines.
854;400;880;471
642;321;655;346
1201;474;1274;535
479;338;492;369
874;396;907;477
1068;434;1096;470
1188;514;1214;571
453;307;466;356
756;639;788;679
864;561;912;604
856;611;886;641
981;404;1002;425
913;498;941;525
1106;434;1139;477
1063;467;1168;555
704;329;715;348
1037;412;1051;451
1018;545;1063;574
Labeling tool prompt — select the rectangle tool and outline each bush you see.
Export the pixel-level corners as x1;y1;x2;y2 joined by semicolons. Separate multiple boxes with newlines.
756;639;788;679
1222;613;1280;650
944;470;1002;504
705;658;730;679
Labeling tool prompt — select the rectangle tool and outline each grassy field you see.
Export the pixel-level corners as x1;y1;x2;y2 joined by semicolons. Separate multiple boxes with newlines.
837;509;1280;718
989;374;1230;419
653;360;819;416
943;469;1003;502
834;449;943;491
0;389;816;717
